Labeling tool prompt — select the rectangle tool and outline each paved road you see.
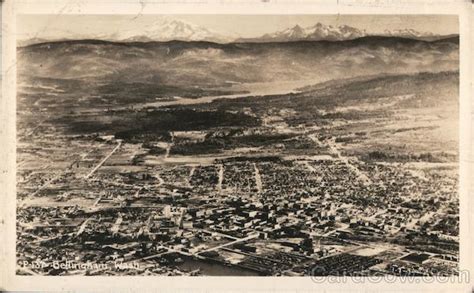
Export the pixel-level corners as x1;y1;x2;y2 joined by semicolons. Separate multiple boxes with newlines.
253;163;263;194
110;214;123;234
197;233;259;255
155;172;165;187
165;132;174;159
217;164;224;192
84;141;122;179
195;228;239;241
327;139;372;185
188;166;196;187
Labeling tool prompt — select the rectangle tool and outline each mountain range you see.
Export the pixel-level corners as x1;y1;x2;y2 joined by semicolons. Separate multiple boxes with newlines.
109;19;236;44
238;23;455;42
237;23;367;42
18;36;459;89
18;19;455;46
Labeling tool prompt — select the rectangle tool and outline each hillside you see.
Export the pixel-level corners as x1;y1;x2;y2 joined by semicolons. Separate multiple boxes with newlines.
17;37;459;88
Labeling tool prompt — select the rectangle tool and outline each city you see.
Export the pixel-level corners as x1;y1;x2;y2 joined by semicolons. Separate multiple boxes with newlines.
16;16;460;277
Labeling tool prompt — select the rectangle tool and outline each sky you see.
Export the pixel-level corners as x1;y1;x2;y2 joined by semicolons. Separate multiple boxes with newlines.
17;14;459;40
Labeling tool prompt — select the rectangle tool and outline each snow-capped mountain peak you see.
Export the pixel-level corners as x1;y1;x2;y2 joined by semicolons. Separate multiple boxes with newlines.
113;18;235;43
238;22;449;43
383;28;435;38
18;18;454;46
255;22;366;42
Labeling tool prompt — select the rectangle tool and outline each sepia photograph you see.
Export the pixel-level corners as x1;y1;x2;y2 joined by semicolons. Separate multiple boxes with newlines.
11;12;464;279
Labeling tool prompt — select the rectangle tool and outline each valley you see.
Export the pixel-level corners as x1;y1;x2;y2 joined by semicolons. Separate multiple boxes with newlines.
16;36;460;276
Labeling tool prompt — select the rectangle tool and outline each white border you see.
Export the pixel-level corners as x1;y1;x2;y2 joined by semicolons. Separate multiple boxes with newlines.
1;1;472;292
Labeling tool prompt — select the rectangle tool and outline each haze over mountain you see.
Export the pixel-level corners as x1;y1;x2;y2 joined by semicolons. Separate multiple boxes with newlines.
238;22;455;42
18;18;235;46
18;19;456;46
379;28;456;41
110;18;236;43
237;23;367;42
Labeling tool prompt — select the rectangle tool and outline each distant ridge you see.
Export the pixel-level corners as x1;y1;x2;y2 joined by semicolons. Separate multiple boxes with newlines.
236;22;456;43
18;34;458;89
237;22;366;42
19;35;459;50
18;19;458;46
18;18;235;47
